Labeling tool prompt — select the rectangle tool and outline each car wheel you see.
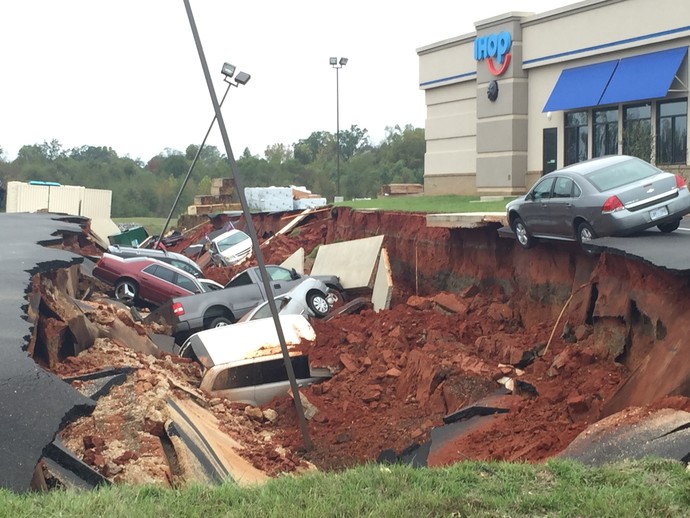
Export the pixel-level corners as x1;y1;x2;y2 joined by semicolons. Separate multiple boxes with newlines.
307;291;330;317
577;222;597;244
326;288;346;309
512;217;535;249
114;279;138;305
657;219;681;233
209;316;233;328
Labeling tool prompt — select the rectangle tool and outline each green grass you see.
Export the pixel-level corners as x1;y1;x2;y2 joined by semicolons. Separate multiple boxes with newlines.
2;459;688;517
336;194;516;213
112;196;512;238
112;217;177;238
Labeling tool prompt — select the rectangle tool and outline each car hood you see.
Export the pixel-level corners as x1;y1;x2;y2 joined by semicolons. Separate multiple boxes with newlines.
506;196;527;211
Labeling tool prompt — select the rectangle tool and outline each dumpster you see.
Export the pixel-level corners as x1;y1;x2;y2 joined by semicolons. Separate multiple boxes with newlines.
108;226;149;247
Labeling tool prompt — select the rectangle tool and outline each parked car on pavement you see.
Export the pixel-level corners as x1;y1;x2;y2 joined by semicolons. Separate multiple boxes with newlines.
237;277;334;323
92;253;221;307
506;155;690;250
107;245;204;278
209;229;252;266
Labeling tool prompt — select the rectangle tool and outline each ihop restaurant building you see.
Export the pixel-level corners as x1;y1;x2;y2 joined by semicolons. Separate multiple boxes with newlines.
417;0;690;195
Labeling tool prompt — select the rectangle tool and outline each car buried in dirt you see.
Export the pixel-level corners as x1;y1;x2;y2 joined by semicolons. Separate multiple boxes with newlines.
209;229;252;267
107;244;205;278
146;265;345;341
237;277;333;323
92;253;222;307
506;155;690;250
178;314;332;407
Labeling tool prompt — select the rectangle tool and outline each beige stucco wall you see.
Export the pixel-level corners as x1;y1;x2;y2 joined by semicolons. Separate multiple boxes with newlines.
523;0;690;173
420;41;478;194
418;0;690;195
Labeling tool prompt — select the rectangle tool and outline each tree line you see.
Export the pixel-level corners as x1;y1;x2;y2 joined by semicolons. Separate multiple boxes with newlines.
0;124;424;217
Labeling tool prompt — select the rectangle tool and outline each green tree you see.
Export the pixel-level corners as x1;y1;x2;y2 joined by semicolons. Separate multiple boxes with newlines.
294;132;330;164
339;125;371;161
3;122;426;213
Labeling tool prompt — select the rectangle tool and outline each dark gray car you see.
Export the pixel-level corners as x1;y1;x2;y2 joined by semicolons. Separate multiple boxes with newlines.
506;155;690;250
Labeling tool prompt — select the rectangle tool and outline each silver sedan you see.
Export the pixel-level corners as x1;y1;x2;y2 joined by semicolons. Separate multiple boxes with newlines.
237;277;333;322
506;155;690;250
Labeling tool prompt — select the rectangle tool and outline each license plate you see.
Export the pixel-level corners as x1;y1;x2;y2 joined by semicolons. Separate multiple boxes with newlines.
649;206;669;220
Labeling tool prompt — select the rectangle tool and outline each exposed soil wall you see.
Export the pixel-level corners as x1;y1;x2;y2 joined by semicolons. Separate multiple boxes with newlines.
327;207;690;414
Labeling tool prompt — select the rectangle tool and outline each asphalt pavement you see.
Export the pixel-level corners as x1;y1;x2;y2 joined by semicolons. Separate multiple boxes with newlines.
0;212;96;492
498;216;690;274
586;216;690;273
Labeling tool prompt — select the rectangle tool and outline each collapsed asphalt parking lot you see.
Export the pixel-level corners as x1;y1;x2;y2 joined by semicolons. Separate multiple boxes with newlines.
3;207;690;492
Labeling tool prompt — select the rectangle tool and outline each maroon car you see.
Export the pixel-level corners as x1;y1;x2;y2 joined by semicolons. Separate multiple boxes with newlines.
92;253;219;306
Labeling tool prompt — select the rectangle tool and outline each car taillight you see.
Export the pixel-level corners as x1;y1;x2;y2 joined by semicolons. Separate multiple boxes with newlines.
172;302;185;317
601;195;624;214
675;174;687;189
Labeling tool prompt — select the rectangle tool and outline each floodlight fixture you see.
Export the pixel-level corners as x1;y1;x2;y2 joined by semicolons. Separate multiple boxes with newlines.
234;71;251;85
221;62;236;78
339;57;348;66
329;57;337;65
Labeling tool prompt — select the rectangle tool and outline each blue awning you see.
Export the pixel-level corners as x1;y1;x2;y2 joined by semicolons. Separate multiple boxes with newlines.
599;47;687;105
543;60;618;112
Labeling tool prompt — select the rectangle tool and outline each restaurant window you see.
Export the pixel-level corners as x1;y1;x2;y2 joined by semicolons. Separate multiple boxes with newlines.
623;103;651;162
657;99;687;164
593;109;618;157
565;111;588;165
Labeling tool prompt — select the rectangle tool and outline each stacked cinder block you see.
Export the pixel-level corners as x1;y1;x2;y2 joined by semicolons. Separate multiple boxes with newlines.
379;183;424;196
187;178;241;215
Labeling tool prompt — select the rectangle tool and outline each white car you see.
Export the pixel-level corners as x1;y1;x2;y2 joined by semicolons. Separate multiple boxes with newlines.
238;278;333;323
179;314;331;406
209;229;253;266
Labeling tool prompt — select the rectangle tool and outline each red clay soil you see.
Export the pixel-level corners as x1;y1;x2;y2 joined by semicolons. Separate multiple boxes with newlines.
166;213;330;286
265;293;628;470
45;207;690;483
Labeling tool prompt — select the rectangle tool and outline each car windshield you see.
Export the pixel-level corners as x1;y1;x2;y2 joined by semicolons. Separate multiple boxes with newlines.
216;232;248;252
249;297;290;321
585;159;660;192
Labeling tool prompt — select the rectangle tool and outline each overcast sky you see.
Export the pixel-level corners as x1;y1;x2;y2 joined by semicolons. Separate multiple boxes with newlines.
0;1;574;162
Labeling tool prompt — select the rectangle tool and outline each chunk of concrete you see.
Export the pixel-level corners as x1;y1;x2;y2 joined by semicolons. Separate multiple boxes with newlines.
311;235;384;289
166;398;268;486
371;247;393;312
559;408;690;466
280;247;305;274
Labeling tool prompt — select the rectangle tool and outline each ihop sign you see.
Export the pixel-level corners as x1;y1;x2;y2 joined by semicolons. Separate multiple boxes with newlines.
474;31;512;76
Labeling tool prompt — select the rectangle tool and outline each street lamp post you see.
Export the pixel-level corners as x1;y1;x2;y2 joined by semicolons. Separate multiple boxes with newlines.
154;63;250;250
329;56;347;198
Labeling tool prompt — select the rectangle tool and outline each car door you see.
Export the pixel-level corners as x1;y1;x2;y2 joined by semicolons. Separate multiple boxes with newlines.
141;264;195;305
225;270;273;316
266;266;303;294
545;176;582;239
519;176;555;235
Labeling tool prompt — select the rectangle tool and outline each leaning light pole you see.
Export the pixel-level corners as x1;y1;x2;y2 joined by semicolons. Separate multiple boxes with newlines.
155;63;250;250
182;0;313;450
329;56;347;198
